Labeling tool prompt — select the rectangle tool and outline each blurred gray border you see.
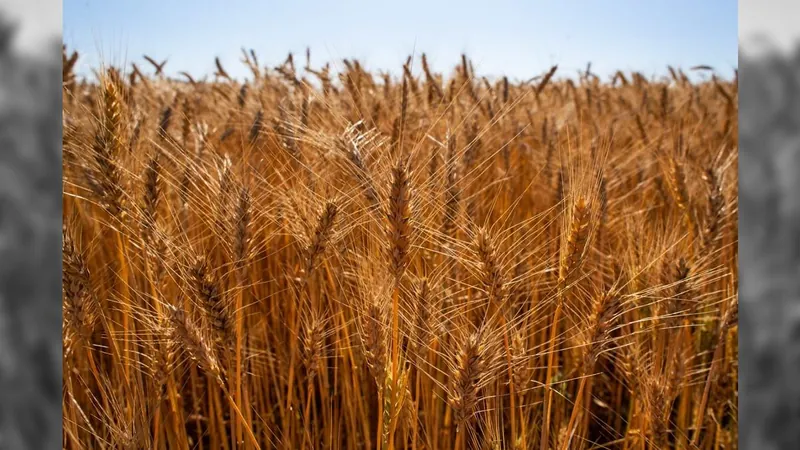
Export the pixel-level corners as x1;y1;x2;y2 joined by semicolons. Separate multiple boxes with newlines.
740;2;800;446
0;2;61;449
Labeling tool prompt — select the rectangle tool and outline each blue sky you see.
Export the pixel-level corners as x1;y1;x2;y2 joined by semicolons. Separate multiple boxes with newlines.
63;0;737;82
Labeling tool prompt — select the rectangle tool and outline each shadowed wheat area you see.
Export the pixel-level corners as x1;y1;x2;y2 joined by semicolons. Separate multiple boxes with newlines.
62;49;738;449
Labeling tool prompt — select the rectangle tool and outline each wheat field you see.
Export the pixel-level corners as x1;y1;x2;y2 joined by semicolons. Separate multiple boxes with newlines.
62;49;738;449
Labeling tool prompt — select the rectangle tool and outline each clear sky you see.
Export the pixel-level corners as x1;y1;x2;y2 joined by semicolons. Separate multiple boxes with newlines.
64;0;737;82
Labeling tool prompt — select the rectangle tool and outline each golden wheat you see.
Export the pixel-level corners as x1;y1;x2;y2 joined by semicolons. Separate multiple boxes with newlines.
62;48;738;449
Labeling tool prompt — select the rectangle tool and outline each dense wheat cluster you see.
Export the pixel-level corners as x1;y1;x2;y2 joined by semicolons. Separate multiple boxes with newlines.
62;47;738;449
